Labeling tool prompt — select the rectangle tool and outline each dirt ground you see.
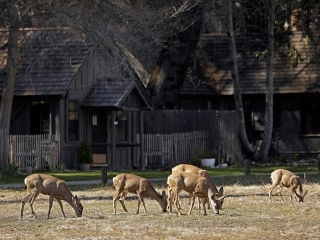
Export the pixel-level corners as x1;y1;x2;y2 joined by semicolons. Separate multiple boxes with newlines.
0;182;319;240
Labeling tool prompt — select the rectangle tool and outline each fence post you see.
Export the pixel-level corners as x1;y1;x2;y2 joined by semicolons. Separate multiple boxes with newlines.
101;165;107;184
244;159;251;175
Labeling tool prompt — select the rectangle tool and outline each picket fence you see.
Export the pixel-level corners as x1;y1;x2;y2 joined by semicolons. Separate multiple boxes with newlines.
9;134;60;170
141;131;210;169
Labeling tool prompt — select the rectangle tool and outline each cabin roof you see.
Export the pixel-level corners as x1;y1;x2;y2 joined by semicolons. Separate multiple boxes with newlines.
180;32;320;96
0;29;92;96
0;29;153;109
81;79;153;109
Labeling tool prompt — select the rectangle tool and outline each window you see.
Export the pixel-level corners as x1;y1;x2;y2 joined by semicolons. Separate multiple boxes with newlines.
68;100;78;141
117;111;127;141
31;100;50;134
301;97;320;134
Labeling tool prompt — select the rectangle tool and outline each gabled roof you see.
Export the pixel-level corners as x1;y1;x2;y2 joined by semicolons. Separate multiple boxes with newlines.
181;32;320;96
81;79;153;109
0;29;92;96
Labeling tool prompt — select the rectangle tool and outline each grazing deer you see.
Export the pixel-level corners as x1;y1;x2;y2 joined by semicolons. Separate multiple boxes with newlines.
112;173;167;214
21;174;83;219
269;169;308;202
167;171;225;216
171;164;224;209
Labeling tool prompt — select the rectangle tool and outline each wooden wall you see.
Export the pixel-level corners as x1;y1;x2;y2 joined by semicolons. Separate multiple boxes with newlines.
143;110;242;165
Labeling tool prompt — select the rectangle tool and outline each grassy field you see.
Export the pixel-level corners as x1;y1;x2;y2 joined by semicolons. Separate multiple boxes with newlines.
0;164;319;184
0;179;319;240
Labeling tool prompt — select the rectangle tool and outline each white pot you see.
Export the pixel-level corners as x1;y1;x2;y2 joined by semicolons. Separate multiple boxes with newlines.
201;158;216;168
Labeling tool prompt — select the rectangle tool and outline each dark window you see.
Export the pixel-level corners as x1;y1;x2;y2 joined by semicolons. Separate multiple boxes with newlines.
92;110;109;143
68;100;78;141
31;100;50;134
117;111;127;141
301;97;320;134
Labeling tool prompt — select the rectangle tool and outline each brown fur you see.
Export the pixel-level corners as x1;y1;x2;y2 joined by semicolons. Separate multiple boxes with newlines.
269;169;308;202
21;174;83;219
112;173;167;214
167;171;225;216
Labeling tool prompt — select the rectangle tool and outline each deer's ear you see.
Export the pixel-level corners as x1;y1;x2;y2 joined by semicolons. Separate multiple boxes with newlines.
219;187;224;196
162;190;167;198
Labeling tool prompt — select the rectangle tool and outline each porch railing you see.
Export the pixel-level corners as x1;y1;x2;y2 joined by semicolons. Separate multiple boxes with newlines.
9;134;60;170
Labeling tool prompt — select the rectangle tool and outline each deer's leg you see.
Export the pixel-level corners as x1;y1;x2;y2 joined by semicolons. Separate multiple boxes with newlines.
277;185;284;201
119;191;128;213
28;191;40;218
207;197;211;209
56;199;66;218
167;188;173;213
47;194;55;219
197;196;201;209
137;193;147;214
200;198;207;216
173;191;181;216
269;183;278;201
112;190;121;214
21;193;32;218
187;193;196;215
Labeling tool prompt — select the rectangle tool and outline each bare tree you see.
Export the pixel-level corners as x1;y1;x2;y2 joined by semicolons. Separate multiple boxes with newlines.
0;0;20;174
258;0;275;162
226;0;255;159
0;0;207;173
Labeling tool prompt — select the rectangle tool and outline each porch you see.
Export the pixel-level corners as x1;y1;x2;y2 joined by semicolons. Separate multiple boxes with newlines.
9;134;60;170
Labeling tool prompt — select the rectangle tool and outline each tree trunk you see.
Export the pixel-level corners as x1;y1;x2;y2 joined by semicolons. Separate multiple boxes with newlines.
257;0;275;162
147;2;205;109
0;0;20;175
226;0;255;159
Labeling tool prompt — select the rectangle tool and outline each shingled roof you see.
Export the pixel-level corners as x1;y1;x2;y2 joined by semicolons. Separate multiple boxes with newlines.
81;79;153;109
0;29;92;96
181;32;320;96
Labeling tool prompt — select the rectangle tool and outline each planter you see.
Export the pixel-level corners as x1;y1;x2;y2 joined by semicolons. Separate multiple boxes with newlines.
201;158;216;168
78;164;91;171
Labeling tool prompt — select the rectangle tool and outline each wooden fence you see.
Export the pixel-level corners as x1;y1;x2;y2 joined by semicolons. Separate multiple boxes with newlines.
143;110;243;166
9;134;60;170
141;131;209;169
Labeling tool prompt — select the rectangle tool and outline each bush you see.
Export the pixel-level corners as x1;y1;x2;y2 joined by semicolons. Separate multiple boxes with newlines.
77;140;93;164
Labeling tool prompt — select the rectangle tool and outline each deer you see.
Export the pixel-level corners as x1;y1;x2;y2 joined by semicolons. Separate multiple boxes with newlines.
21;174;83;219
269;169;308;202
112;173;167;214
171;164;224;209
167;171;226;216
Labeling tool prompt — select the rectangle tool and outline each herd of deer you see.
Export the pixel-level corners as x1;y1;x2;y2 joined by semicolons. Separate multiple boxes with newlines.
20;164;308;219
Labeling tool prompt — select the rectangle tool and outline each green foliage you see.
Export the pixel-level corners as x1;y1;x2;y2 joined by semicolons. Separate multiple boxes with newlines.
77;141;93;164
287;47;303;67
254;49;268;61
8;163;19;177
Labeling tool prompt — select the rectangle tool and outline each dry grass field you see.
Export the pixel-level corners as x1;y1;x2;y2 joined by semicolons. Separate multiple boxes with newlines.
0;180;319;240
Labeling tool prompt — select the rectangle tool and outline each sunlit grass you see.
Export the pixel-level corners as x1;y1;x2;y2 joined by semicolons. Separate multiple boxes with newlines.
0;165;318;184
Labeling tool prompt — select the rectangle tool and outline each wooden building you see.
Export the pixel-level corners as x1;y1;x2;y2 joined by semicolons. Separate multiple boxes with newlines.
0;29;152;170
178;32;320;158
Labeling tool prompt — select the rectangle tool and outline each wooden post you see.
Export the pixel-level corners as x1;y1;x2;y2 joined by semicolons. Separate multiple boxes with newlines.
244;159;251;175
101;165;107;184
110;110;116;170
139;111;145;170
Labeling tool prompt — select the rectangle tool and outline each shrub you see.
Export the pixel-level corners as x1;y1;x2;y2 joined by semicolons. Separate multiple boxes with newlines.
77;140;93;164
